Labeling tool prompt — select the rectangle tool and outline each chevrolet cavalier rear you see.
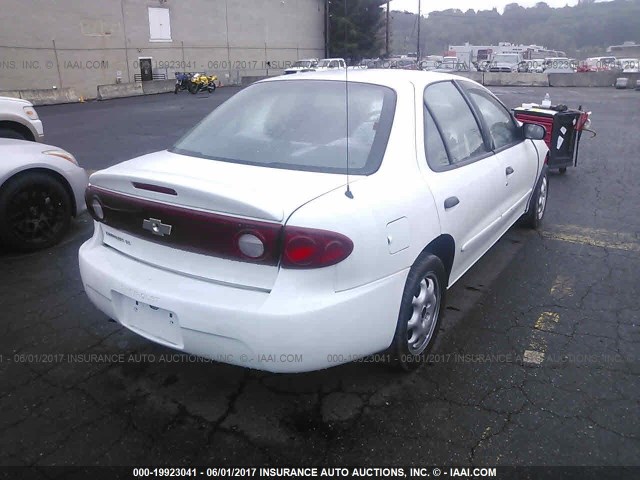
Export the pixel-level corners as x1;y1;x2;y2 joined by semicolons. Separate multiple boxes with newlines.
79;71;549;372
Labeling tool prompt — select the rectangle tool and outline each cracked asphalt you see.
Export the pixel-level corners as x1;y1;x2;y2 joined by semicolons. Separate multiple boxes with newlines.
0;86;638;467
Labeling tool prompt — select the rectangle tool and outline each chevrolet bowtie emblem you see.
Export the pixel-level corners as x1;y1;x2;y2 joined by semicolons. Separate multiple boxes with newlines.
142;218;172;237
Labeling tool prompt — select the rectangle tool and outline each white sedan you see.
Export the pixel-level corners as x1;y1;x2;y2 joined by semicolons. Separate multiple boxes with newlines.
0;96;45;142
0;139;88;251
79;70;549;372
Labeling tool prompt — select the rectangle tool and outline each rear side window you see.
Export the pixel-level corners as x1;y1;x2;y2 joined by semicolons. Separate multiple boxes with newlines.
424;82;487;165
171;80;396;175
424;108;450;169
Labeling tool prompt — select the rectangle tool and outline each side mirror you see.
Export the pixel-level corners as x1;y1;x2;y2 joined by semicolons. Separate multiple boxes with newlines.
523;123;546;140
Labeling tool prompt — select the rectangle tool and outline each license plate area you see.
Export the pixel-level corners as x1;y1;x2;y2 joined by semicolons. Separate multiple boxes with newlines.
116;293;183;347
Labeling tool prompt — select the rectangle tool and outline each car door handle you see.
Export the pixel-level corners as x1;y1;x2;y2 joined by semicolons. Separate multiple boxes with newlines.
506;166;515;175
444;196;460;210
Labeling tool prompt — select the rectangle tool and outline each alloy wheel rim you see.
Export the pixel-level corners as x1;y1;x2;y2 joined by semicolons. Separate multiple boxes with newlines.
407;273;440;355
537;176;548;219
7;186;65;244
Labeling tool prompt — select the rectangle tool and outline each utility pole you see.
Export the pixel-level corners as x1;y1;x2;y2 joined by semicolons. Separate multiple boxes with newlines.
416;0;421;61
385;1;390;56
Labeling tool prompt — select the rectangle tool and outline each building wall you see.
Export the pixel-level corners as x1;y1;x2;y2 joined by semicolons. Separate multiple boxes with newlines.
0;0;326;98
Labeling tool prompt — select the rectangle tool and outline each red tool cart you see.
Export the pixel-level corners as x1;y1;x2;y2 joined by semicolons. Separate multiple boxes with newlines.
513;106;591;174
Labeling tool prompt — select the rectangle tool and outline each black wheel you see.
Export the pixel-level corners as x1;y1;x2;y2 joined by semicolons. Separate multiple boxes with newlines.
0;172;72;251
389;254;447;371
207;83;217;93
188;83;199;94
558;167;567;174
174;84;179;94
0;127;29;141
523;167;549;229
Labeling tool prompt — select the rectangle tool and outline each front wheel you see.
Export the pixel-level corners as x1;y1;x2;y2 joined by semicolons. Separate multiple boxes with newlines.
523;167;549;229
207;83;217;93
0;172;72;251
389;254;447;371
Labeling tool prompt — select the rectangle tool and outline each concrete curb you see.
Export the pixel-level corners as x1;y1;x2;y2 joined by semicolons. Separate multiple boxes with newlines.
97;82;144;101
141;79;177;95
484;72;549;87
0;87;80;105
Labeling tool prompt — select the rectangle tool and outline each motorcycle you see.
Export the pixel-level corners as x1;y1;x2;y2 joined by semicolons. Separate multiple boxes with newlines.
174;72;192;94
189;73;217;94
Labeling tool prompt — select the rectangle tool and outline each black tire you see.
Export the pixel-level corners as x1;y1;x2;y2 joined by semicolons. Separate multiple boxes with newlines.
208;83;217;93
0;127;29;141
559;167;567;174
389;254;447;371
188;83;199;94
523;167;549;229
174;84;179;94
0;172;72;251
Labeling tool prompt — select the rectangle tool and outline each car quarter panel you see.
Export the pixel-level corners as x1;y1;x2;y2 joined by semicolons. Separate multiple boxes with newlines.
284;81;442;295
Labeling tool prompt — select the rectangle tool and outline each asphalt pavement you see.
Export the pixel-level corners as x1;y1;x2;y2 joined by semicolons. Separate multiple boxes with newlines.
0;85;638;467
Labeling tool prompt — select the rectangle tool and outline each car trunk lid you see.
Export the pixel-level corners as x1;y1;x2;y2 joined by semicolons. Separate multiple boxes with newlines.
89;150;348;290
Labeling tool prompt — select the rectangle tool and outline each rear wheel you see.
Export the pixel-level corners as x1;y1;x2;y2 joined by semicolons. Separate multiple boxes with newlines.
0;172;72;251
389;254;447;371
558;167;567;174
188;83;199;94
0;127;29;141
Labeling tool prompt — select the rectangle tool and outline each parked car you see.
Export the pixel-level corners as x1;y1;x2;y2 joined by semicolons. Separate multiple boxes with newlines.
583;56;617;72
389;58;419;70
433;61;470;73
617;58;640;73
542;57;575;74
284;59;318;75
0;96;44;142
314;58;346;71
0;139;87;251
80;70;549;373
420;60;441;71
488;53;522;73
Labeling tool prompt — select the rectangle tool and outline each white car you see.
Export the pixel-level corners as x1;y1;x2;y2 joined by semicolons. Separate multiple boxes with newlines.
284;59;318;75
0;139;88;251
0;96;45;142
617;58;640;73
79;70;549;373
314;58;346;71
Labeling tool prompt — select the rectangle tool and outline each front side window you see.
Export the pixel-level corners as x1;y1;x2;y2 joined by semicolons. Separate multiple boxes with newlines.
171;80;396;175
463;84;521;151
424;82;487;165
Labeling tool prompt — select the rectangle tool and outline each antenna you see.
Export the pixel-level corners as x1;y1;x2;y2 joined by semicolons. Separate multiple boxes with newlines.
344;0;354;199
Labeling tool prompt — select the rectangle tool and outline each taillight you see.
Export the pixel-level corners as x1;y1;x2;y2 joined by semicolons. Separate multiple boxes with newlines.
85;186;103;221
282;226;353;269
84;185;353;268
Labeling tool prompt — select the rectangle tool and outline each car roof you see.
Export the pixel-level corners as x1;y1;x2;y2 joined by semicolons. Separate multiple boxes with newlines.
260;69;469;90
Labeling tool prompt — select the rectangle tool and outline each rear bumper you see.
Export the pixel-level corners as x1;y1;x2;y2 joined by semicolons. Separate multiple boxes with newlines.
79;233;407;372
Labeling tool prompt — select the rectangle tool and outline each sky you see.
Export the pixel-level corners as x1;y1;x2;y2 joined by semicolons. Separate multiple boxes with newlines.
389;0;582;15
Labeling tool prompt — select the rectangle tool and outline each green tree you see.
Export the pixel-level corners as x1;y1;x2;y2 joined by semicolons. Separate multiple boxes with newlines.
329;0;386;61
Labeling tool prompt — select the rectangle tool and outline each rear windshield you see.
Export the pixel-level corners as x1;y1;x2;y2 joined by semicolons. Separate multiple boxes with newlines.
171;80;396;175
